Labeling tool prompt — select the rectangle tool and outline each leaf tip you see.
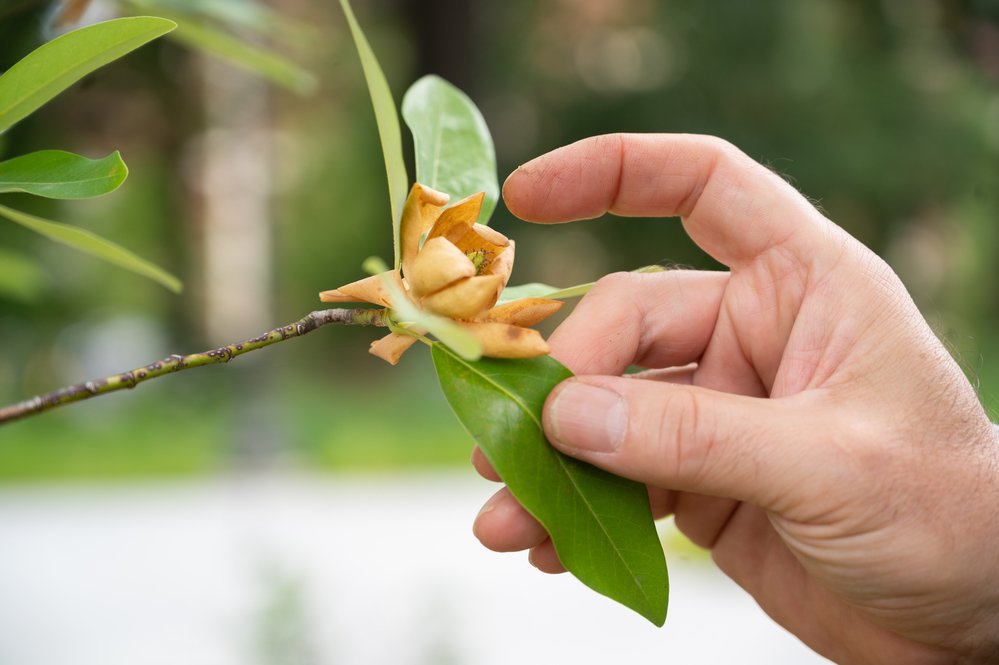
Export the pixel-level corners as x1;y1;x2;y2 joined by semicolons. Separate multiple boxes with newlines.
124;15;178;36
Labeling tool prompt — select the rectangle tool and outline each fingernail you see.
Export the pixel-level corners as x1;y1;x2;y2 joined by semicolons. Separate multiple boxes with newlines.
476;490;502;518
472;492;502;541
547;381;627;453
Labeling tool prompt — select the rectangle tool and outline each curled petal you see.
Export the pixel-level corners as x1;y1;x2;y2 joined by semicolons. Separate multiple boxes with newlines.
420;274;504;319
426;192;484;243
407;237;475;299
462;322;549;358
401;184;449;278
320;271;402;307
369;332;419;365
469;225;511;275
476;297;563;327
426;193;509;269
472;223;508;246
484;240;515;293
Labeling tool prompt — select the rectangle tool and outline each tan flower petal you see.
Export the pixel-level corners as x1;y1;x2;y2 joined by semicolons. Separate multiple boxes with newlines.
400;183;449;278
369;332;419;365
472;223;509;246
467;225;511;275
483;240;515;293
462;322;549;358
318;288;351;302
420;274;504;319
407;237;475;299
426;191;484;243
319;270;405;307
476;297;563;327
426;194;511;274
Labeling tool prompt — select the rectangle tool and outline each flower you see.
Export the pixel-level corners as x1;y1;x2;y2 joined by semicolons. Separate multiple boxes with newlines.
319;183;563;364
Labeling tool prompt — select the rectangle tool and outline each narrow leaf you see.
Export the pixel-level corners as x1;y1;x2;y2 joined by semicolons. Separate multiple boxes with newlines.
0;17;176;135
396;303;481;361
157;13;317;95
433;345;669;624
0;150;127;199
338;0;409;268
498;266;668;305
498;282;569;305
0;203;182;293
402;75;499;224
124;0;310;43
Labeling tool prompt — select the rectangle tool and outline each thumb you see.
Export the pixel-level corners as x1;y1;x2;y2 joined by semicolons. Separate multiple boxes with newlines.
543;376;829;511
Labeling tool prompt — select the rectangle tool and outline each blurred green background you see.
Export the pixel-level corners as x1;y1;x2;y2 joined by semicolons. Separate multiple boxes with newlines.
1;0;997;481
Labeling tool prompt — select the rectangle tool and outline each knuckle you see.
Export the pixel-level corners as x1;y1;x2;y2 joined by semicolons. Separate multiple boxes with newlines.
702;135;742;160
651;388;718;487
700;135;752;173
589;271;638;297
589;132;622;152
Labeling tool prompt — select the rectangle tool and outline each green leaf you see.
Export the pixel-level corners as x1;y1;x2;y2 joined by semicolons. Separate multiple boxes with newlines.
432;345;669;624
402;75;499;224
0;247;46;302
0;203;182;293
362;256;482;360
338;0;409;268
498;280;600;305
497;282;578;305
0;150;127;199
498;266;668;305
0;17;176;135
155;12;317;95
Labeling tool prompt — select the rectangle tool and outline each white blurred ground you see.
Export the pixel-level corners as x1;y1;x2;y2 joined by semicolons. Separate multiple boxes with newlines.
0;472;831;665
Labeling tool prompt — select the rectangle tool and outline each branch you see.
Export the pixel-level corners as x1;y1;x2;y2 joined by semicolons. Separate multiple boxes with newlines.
0;307;387;425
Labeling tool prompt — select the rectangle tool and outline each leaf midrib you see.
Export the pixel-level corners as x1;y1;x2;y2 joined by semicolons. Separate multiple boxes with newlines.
439;345;657;615
0;173;119;189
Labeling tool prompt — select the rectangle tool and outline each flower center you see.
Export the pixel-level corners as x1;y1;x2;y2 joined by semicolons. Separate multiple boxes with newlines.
466;250;487;274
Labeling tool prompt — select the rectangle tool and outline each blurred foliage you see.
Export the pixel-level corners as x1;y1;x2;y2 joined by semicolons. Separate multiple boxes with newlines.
0;17;184;291
0;0;997;478
0;0;315;92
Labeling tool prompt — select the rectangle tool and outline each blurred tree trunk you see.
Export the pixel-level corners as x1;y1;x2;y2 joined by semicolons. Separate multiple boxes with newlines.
403;0;478;92
193;55;282;469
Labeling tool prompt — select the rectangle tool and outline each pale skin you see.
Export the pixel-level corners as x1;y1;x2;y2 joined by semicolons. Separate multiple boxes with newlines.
470;134;999;665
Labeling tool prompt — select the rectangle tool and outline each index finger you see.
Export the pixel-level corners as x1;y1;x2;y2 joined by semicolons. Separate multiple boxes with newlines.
503;133;834;268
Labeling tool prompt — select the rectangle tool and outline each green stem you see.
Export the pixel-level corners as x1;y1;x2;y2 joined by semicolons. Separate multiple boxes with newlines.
0;307;387;425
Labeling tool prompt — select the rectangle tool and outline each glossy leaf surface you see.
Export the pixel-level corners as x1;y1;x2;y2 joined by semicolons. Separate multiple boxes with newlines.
0;150;127;199
433;344;668;624
0;203;182;293
0;17;175;135
402;75;499;224
338;0;409;267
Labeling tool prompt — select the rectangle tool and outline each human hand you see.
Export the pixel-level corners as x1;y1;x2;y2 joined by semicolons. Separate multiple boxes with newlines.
471;134;999;664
